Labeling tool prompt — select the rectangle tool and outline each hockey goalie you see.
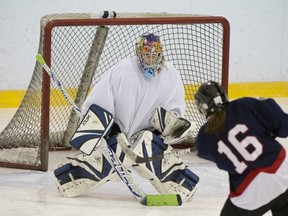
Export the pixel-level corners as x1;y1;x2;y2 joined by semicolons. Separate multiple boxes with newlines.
54;33;199;202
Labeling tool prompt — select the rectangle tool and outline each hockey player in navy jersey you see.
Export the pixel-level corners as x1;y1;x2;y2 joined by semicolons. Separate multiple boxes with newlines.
194;81;288;216
54;33;199;202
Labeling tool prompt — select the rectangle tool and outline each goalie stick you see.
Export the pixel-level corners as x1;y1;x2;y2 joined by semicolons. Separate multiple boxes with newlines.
36;54;182;206
117;133;193;163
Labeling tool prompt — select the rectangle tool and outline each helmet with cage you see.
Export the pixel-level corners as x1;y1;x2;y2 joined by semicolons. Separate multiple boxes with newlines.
194;81;229;118
136;33;163;79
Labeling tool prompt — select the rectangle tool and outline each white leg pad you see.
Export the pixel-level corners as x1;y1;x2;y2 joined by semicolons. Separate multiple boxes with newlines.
129;130;199;201
54;136;133;197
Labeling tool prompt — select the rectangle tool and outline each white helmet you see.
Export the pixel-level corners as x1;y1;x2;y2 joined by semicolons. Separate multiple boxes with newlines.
136;33;163;79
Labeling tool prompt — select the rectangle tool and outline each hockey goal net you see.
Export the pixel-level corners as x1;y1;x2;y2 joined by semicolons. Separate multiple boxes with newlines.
0;12;230;171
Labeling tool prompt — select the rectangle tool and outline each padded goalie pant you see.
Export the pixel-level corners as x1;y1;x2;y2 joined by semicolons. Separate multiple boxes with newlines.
54;136;133;198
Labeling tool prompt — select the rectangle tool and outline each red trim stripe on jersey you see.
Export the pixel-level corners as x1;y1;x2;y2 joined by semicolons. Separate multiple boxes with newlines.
230;147;286;198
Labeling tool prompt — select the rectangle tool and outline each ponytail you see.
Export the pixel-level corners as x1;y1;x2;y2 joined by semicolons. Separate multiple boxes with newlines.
205;109;226;135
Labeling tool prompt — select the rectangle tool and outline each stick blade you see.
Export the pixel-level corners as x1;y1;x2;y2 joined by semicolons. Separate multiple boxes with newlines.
35;54;46;65
143;194;182;206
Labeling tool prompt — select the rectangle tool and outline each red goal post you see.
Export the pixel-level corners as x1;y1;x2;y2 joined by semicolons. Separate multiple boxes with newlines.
0;12;230;171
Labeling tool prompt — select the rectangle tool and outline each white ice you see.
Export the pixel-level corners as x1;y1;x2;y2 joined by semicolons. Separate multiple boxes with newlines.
0;98;287;216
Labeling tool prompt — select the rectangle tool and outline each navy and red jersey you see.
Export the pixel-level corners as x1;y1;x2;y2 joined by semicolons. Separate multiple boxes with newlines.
195;97;288;209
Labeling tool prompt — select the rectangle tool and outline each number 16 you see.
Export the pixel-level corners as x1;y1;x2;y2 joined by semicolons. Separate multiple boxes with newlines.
217;124;263;174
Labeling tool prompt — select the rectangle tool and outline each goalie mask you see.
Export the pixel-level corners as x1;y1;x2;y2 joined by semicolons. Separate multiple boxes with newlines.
136;33;163;79
194;81;229;118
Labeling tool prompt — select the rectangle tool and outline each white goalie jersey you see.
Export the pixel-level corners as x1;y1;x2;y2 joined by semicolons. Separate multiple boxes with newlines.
82;57;186;139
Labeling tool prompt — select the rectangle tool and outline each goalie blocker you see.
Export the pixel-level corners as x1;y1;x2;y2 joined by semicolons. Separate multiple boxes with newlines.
70;104;114;155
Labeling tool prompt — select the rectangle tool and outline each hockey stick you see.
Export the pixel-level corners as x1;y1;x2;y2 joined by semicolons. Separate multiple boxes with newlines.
36;54;182;206
117;133;192;163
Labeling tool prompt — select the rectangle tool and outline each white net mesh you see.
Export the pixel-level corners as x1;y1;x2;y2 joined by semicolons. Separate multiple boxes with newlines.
0;12;229;170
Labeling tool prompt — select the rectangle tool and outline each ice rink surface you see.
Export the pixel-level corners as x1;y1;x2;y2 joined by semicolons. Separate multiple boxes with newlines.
0;98;287;216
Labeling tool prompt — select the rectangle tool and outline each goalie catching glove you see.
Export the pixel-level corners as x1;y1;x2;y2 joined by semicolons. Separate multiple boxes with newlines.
150;107;197;145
